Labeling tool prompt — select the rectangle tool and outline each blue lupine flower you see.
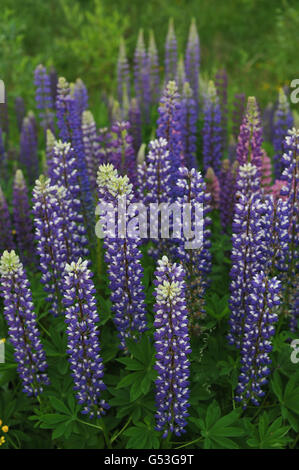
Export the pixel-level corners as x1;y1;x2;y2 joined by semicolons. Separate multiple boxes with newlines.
153;255;191;437
0;250;49;397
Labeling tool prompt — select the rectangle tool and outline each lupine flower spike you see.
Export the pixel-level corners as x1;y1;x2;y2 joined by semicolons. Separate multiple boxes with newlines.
134;29;150;121
235;273;281;407
273;88;294;178
202;80;222;176
34;64;54;131
117;37;131;106
32;176;67;315
97;164;148;350
62;258;109;418
153;256;191;437
181;81;197;169
236;96;263;171
165;18;178;83
82;110;101;190
13;169;35;265
280;129;299;329
147;30;160;105
20;115;39;185
185;18;200;107
0;185;15;253
157;81;183;179
0;250;49;397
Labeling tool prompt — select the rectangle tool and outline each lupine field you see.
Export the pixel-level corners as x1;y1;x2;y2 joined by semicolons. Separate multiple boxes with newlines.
0;1;299;452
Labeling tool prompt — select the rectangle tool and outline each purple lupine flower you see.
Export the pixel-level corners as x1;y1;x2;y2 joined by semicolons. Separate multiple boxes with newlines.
56;77;93;227
181;81;197;169
142;138;175;258
109;97;122;124
145;138;173;205
136;154;147;202
229;187;271;347
148;30;160;105
34;64;54;131
134;29;150;121
109;121;137;187
0;185;15;252
62;258;108;418
153;255;191;437
262;102;275;144
32;176;67;316
165;18;178;83
273;88;294;178
66;93;94;223
49;66;58;108
73;78;89;117
205;167;220;209
20;116;39;185
15;97;26;132
175;167;212;328
96;164;148;350
0;250;49;397
56;77;71;142
128;98;142;155
202;80;222;176
157;81;183;179
175;57;186;94
235;162;261;200
12;170;35;265
280;129;299;329
185;18;200;106
219;159;239;230
236;96;263;170
45;129;56;175
117;37;130;105
215;69;228;150
97;127;113;166
235;273;281;407
82;110;101;190
50;140;89;260
232;93;246;142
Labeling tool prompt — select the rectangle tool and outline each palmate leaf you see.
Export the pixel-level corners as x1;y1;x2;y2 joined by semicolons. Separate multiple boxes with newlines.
190;401;244;449
271;370;299;415
247;413;290;449
123;420;160;449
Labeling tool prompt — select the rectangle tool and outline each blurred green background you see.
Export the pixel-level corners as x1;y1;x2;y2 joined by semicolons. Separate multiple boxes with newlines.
1;0;298;117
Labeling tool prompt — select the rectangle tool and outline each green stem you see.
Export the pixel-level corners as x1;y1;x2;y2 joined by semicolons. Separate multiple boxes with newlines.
100;418;112;449
174;436;203;449
162;432;172;449
76;418;103;432
251;392;269;422
111;417;132;444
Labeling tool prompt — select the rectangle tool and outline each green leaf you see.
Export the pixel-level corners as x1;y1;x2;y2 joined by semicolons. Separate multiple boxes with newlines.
117;371;144;389
49;396;71;415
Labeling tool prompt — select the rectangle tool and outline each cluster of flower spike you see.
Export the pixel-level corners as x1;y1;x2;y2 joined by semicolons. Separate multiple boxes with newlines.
1;20;298;438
